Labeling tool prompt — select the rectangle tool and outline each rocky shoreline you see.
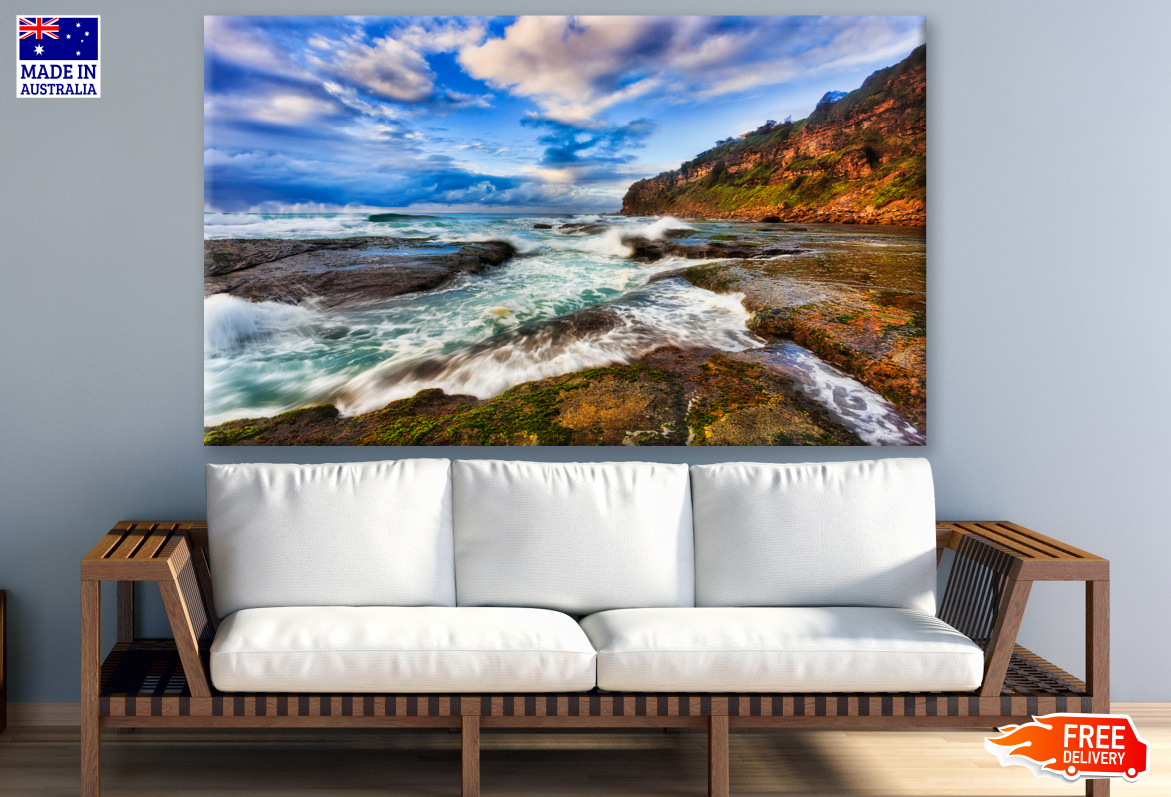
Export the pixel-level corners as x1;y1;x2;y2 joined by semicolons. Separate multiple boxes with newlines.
205;231;924;445
677;260;925;430
205;352;863;447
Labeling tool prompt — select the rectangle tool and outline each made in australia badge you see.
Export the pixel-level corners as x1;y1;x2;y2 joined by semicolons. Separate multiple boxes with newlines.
16;15;100;97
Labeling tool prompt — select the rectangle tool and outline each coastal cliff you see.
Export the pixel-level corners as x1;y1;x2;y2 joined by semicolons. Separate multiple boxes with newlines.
620;45;925;225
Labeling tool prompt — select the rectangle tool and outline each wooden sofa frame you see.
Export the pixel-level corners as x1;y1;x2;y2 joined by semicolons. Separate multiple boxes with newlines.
80;520;1110;797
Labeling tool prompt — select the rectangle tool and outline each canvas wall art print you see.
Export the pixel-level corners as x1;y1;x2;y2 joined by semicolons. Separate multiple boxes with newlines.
203;15;926;446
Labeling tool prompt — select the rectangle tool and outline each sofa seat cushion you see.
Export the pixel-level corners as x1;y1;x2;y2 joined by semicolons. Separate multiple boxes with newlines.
210;607;597;693
579;607;983;692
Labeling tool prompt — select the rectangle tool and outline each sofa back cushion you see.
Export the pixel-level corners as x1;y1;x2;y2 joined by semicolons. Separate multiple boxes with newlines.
206;459;454;617
690;459;937;614
452;460;694;614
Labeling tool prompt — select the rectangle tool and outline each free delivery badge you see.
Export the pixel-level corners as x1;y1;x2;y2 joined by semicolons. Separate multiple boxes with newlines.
986;713;1149;783
16;16;100;97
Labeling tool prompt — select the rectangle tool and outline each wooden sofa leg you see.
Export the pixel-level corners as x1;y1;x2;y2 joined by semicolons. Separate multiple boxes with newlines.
461;714;480;797
708;715;729;797
81;581;101;797
1085;579;1110;797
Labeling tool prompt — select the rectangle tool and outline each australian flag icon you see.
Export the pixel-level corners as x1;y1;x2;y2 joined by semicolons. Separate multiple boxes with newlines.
18;17;99;60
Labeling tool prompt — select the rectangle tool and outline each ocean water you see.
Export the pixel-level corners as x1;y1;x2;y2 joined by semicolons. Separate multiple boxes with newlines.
204;212;924;444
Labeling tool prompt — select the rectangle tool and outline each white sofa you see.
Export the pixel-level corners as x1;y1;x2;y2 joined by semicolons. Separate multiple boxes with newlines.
79;457;1110;797
205;458;982;696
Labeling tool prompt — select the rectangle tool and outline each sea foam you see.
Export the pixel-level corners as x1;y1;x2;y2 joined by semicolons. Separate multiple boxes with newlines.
204;294;314;353
332;276;759;417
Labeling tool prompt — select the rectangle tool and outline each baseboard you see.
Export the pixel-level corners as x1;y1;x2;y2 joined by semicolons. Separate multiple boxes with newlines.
6;701;1170;728
8;702;81;726
1112;702;1171;725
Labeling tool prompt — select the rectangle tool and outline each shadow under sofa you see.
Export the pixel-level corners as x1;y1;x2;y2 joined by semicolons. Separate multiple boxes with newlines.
80;458;1110;796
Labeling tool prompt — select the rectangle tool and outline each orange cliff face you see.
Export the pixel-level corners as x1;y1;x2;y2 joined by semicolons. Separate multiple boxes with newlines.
621;45;926;226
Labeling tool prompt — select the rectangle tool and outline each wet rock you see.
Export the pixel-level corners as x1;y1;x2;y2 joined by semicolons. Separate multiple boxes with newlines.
671;258;926;431
558;223;610;235
640;349;862;446
624;237;806;263
759;216;781;223
203;391;482;447
556;378;684;446
205;239;319;278
533;223;553;229
752;303;925;430
369;213;442;222
204;238;516;307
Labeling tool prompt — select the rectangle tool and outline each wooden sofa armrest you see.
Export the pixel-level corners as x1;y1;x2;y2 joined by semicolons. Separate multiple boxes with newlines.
936;521;1109;706
81;522;215;697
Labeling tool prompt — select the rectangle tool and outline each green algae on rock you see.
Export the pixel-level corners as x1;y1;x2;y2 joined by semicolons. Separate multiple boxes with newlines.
671;255;926;431
204;352;861;447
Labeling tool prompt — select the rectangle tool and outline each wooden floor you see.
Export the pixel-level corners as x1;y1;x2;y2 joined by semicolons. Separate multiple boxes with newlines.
0;720;1167;796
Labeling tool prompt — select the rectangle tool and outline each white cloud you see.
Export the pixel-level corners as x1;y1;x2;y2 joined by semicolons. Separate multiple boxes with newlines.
396;18;489;54
205;92;338;126
204;17;303;75
322;81;400;117
316;36;435;102
531;166;586;185
311;18;490;105
458;16;666;124
458;15;924;124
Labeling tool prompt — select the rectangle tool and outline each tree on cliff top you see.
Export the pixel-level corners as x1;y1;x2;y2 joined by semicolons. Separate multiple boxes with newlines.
816;91;848;109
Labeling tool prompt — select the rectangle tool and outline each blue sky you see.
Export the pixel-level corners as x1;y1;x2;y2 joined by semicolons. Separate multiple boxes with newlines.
204;15;925;213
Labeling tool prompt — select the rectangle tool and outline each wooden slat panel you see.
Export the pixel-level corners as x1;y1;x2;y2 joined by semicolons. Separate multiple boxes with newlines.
188;524;209;550
83;522;133;562
165;536;214;643
157;571;211;697
133;523;178;561
996;521;1102;560
191;547;218;632
943;521;1108;581
117;582;134;644
108;522;155;561
100;695;1076;723
979;579;1033;697
938;534;1010;649
99;690;1084;722
967;522;1077;560
935;525;956;553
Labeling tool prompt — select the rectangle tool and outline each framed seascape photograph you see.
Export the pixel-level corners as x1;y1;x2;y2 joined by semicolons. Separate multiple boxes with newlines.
203;15;926;446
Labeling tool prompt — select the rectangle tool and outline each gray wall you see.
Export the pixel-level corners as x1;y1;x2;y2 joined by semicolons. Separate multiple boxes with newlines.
2;0;1168;703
